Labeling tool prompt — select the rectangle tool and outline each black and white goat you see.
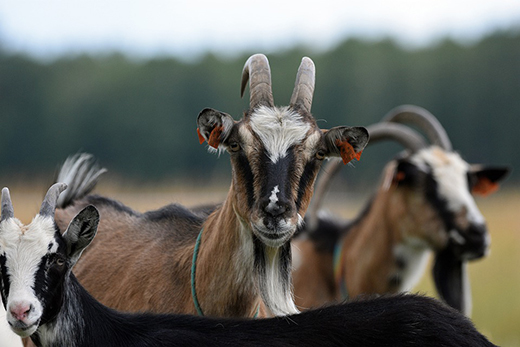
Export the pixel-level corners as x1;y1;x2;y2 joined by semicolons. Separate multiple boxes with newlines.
293;105;510;315
0;184;497;347
51;54;369;318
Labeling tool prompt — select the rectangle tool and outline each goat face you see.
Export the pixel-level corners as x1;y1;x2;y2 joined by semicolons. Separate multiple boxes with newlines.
394;146;509;260
0;187;98;338
197;55;368;248
198;107;368;248
0;214;66;338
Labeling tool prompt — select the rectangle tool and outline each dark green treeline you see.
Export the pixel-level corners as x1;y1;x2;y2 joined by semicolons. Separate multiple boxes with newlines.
0;30;518;189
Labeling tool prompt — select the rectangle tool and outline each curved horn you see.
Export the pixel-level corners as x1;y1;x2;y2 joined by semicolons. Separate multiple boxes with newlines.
366;123;428;153
382;104;452;151
290;57;316;113
306;123;428;232
240;54;274;109
39;183;68;218
1;187;14;221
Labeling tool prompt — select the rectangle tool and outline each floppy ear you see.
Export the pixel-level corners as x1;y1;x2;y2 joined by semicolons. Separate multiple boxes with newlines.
323;126;369;164
433;248;472;316
468;165;511;196
197;108;235;150
62;205;100;266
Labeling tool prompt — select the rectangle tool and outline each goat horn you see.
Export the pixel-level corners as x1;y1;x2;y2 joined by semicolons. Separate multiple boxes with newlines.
39;183;68;218
1;187;14;221
366;123;427;153
240;54;274;109
382;104;453;151
289;57;316;113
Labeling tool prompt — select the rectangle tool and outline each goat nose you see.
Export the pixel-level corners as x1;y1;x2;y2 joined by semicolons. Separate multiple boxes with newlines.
470;223;487;235
9;303;33;321
265;200;287;216
263;186;290;217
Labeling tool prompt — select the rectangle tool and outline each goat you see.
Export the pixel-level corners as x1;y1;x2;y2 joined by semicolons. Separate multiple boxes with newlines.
0;184;497;347
293;105;510;315
51;54;369;318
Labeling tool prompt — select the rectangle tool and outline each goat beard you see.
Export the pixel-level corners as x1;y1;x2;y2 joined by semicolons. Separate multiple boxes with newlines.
253;236;299;316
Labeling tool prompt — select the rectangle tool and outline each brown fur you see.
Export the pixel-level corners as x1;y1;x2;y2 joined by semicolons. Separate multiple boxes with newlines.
293;162;447;309
52;186;262;317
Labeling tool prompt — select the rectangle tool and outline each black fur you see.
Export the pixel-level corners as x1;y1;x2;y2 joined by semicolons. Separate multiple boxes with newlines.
31;274;496;347
234;150;256;210
84;195;140;217
300;214;351;254
295;159;320;212
0;254;9;308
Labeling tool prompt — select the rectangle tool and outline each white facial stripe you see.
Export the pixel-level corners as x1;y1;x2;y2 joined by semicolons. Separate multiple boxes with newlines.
267;186;280;211
412;147;485;225
249;106;311;163
0;215;57;326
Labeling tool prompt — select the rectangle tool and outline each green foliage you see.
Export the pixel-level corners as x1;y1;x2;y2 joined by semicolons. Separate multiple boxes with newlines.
0;31;518;186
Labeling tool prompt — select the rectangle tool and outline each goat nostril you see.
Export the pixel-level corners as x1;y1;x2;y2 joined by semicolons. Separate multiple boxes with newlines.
10;303;33;321
265;202;287;216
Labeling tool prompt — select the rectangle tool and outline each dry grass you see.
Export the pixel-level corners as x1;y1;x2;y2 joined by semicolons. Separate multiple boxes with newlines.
325;188;520;346
1;182;518;346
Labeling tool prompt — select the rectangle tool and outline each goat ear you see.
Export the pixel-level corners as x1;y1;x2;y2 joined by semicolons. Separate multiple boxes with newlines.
432;248;472;316
323;126;369;164
197;108;235;149
468;165;511;196
393;160;419;185
62;205;99;265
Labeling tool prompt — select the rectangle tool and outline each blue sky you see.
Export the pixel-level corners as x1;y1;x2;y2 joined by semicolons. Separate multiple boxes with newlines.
1;0;519;60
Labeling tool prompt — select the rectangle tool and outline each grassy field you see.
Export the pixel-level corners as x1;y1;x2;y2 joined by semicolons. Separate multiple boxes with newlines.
324;188;520;347
0;182;518;346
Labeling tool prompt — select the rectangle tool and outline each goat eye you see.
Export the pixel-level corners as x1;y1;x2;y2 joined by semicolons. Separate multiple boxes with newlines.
315;150;326;160
55;258;65;266
228;142;240;152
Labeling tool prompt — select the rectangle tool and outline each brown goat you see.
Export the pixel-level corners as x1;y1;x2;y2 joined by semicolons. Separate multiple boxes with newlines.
51;55;369;319
292;106;509;315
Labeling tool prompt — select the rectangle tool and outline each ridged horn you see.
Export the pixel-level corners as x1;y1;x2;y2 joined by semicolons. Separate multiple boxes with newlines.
1;187;14;222
39;183;67;218
289;57;316;113
240;54;274;109
382;104;453;151
306;122;428;233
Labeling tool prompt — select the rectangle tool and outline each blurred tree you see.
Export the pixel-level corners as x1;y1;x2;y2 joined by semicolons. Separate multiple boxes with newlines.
0;30;517;187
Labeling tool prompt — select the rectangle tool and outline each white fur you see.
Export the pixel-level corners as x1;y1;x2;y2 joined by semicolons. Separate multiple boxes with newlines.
412;147;485;226
249;106;311;163
290;243;303;272
0;215;57;337
252;217;295;248
393;238;431;292
232;217;256;300
267;186;280;211
261;246;299;316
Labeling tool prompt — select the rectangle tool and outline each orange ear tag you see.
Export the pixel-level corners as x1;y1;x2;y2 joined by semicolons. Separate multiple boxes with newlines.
207;126;223;149
335;140;362;164
196;128;205;144
197;126;223;149
472;177;499;196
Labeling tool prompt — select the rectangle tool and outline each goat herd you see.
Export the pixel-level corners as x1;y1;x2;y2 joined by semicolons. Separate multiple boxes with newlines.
0;54;510;346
